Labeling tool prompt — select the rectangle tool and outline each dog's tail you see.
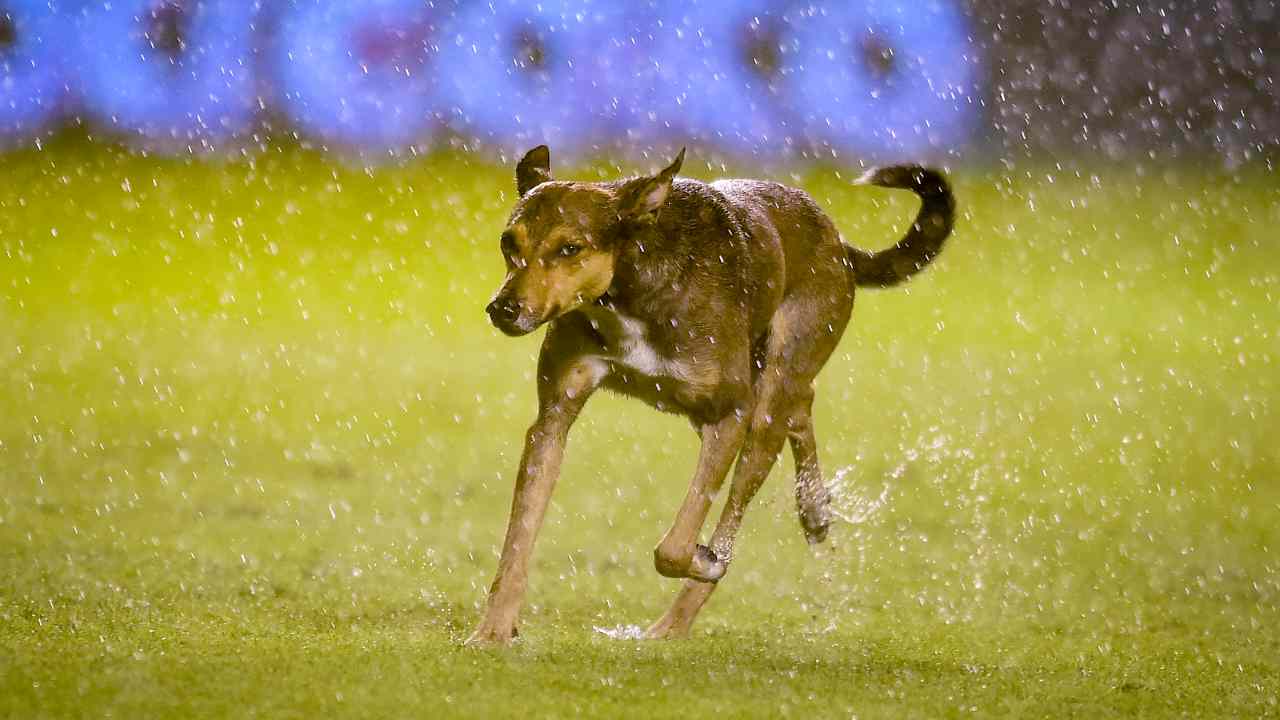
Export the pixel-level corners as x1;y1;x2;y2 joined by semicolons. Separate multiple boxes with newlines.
845;165;955;288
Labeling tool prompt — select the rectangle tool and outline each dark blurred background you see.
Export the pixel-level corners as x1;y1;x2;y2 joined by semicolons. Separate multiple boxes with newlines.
1;0;1276;167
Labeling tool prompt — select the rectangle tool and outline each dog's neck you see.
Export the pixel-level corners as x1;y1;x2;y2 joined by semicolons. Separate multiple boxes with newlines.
588;291;651;335
592;194;722;335
591;282;674;336
600;238;689;316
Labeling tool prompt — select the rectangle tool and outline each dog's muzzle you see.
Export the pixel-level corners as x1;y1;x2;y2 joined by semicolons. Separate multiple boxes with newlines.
486;297;536;336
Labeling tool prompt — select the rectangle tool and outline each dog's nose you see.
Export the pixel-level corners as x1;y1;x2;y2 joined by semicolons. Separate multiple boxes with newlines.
486;297;521;325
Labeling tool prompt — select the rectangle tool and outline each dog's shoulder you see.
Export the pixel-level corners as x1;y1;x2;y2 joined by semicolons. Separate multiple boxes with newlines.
656;177;749;240
667;176;733;210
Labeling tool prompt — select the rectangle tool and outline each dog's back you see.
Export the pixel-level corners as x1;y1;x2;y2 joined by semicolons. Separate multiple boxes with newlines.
701;168;956;292
708;179;849;299
655;170;955;322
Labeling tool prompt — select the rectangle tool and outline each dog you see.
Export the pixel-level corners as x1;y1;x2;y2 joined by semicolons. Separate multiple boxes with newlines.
468;146;954;644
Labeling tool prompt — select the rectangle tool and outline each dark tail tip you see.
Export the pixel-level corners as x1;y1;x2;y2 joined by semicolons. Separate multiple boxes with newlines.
856;165;951;198
848;164;955;288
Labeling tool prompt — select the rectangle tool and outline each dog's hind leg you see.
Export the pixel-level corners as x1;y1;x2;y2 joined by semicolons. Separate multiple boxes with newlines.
706;377;798;567
645;293;847;638
644;382;794;639
788;391;832;545
653;411;748;582
703;295;845;575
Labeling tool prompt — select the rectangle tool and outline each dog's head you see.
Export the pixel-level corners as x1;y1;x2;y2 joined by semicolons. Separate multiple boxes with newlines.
486;145;684;336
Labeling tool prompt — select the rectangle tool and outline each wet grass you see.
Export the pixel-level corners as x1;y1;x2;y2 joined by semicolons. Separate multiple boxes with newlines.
1;141;1278;718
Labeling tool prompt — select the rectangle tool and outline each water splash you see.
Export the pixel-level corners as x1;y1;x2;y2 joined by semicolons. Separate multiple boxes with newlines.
592;624;646;640
826;464;895;525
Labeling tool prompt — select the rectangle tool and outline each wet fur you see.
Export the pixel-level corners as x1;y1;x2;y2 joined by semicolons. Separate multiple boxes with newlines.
469;146;954;644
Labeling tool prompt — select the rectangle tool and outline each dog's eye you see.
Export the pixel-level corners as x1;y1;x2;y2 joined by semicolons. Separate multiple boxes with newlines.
558;243;583;258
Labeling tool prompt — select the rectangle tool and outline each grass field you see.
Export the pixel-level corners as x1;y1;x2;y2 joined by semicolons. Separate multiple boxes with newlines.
1;140;1278;718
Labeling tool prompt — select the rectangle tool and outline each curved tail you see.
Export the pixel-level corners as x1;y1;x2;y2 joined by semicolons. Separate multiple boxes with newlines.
846;165;955;288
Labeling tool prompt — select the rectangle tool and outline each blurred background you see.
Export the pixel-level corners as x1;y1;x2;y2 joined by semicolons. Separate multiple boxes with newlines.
1;1;1278;716
0;0;1276;165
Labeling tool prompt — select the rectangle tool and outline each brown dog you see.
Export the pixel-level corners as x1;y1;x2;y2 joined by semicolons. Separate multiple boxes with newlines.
468;146;954;644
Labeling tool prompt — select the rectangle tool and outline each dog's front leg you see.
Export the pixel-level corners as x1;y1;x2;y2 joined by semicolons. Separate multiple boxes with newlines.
465;415;571;645
466;352;602;646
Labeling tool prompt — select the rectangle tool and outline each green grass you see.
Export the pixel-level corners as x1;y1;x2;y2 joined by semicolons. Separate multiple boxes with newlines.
1;140;1278;718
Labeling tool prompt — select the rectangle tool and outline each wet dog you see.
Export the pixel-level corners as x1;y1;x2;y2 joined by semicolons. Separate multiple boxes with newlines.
468;146;954;644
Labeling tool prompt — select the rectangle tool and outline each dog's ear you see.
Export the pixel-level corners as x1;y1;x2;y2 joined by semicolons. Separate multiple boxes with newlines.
620;148;685;222
516;145;553;197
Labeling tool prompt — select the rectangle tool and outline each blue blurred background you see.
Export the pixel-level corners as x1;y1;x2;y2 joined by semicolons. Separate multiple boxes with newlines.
1;0;1275;164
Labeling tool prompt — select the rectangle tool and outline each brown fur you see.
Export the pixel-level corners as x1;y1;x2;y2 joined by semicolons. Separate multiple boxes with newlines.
469;147;955;645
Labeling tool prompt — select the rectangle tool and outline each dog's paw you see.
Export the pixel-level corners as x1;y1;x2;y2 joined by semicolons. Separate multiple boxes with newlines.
464;623;518;647
798;484;833;545
655;543;726;582
800;509;831;545
687;544;727;583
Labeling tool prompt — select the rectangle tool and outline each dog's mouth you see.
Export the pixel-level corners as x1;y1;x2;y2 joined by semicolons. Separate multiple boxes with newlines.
492;315;537;337
487;299;555;337
489;311;538;337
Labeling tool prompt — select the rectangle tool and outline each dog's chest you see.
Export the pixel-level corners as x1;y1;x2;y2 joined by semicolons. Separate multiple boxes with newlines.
585;309;684;380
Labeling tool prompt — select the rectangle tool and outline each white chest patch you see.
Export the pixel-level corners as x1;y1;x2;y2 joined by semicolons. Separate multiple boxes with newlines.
585;308;685;380
613;315;666;375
